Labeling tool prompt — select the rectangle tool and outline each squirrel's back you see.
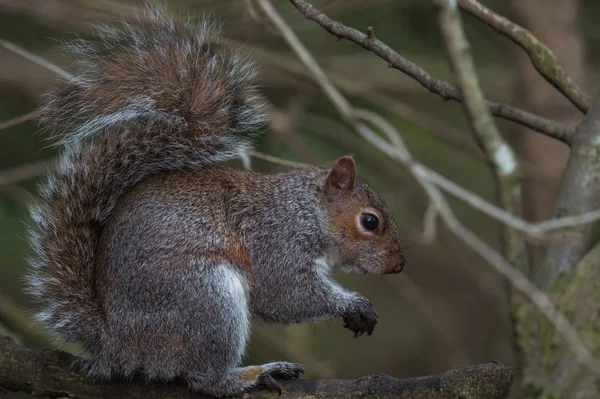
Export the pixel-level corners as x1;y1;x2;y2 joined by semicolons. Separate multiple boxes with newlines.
26;5;264;344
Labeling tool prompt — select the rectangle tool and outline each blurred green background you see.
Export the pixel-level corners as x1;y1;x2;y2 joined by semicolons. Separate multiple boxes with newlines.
1;0;599;392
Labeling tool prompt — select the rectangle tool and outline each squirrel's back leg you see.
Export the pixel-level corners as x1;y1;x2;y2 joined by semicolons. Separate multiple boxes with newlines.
177;262;303;397
93;259;250;380
95;254;301;396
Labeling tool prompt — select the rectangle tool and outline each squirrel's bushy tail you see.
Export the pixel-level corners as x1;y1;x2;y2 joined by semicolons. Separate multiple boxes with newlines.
26;5;264;344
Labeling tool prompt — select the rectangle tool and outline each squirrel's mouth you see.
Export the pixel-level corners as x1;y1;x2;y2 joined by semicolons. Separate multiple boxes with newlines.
343;264;369;276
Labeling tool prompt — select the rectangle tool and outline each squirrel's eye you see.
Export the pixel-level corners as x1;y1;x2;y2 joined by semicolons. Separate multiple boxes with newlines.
360;213;379;232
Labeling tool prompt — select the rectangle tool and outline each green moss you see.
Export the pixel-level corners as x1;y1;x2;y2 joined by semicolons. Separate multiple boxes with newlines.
515;243;600;397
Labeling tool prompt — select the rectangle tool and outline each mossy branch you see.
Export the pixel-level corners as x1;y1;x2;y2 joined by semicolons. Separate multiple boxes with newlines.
0;336;515;399
458;0;591;113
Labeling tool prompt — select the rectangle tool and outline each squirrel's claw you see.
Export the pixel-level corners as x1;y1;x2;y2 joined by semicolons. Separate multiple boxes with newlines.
269;362;304;380
254;361;304;395
343;297;378;338
255;373;282;396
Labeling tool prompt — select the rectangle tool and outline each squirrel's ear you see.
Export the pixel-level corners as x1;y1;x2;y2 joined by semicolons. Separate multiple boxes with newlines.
325;156;356;200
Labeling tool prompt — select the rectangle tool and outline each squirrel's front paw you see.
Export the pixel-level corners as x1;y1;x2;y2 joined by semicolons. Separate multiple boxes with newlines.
342;297;378;337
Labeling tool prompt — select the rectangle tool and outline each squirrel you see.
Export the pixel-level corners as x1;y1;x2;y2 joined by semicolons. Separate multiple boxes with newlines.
25;4;405;397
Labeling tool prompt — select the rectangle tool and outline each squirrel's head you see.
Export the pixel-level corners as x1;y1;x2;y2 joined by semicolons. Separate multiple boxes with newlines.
320;156;405;276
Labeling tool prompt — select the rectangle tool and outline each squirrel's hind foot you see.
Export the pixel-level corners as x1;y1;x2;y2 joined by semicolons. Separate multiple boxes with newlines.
188;362;304;397
261;361;305;380
248;362;304;396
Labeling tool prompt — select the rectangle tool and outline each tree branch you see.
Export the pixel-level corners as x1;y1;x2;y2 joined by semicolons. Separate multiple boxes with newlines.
438;0;526;272
421;167;600;237
287;0;576;144
0;336;514;399
0;39;72;80
457;0;591;113
533;93;600;289
0;159;54;188
0;110;40;132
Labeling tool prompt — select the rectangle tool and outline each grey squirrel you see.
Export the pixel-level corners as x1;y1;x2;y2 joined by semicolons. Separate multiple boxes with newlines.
25;5;405;397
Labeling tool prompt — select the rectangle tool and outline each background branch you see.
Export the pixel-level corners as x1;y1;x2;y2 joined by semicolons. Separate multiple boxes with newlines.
438;0;525;273
0;159;53;188
0;110;39;132
458;0;590;113
1;39;72;80
228;41;487;161
287;0;576;144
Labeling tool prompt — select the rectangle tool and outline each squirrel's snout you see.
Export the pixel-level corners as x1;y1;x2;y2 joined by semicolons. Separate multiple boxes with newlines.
387;255;406;274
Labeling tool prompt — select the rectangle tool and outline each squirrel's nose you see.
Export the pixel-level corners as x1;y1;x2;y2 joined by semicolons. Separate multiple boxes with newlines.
390;255;406;274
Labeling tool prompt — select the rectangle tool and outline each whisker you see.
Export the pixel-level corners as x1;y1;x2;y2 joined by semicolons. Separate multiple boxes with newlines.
400;243;421;250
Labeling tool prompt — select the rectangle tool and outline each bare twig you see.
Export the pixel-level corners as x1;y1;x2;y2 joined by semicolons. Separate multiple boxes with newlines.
287;0;576;144
0;160;54;188
258;5;354;120
458;0;591;113
252;5;477;160
0;152;307;189
419;201;439;245
228;39;486;160
438;0;526;274
422;168;600;237
248;150;311;169
0;111;40;132
357;89;485;161
0;39;72;80
0;151;311;189
243;0;281;37
439;3;519;182
262;0;600;376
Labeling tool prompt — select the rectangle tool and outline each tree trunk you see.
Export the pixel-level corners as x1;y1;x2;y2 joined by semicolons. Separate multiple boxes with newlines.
504;2;600;398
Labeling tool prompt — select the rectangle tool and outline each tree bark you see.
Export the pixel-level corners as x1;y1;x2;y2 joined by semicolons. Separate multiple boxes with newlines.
508;0;584;229
515;94;600;398
515;241;600;398
0;336;515;399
